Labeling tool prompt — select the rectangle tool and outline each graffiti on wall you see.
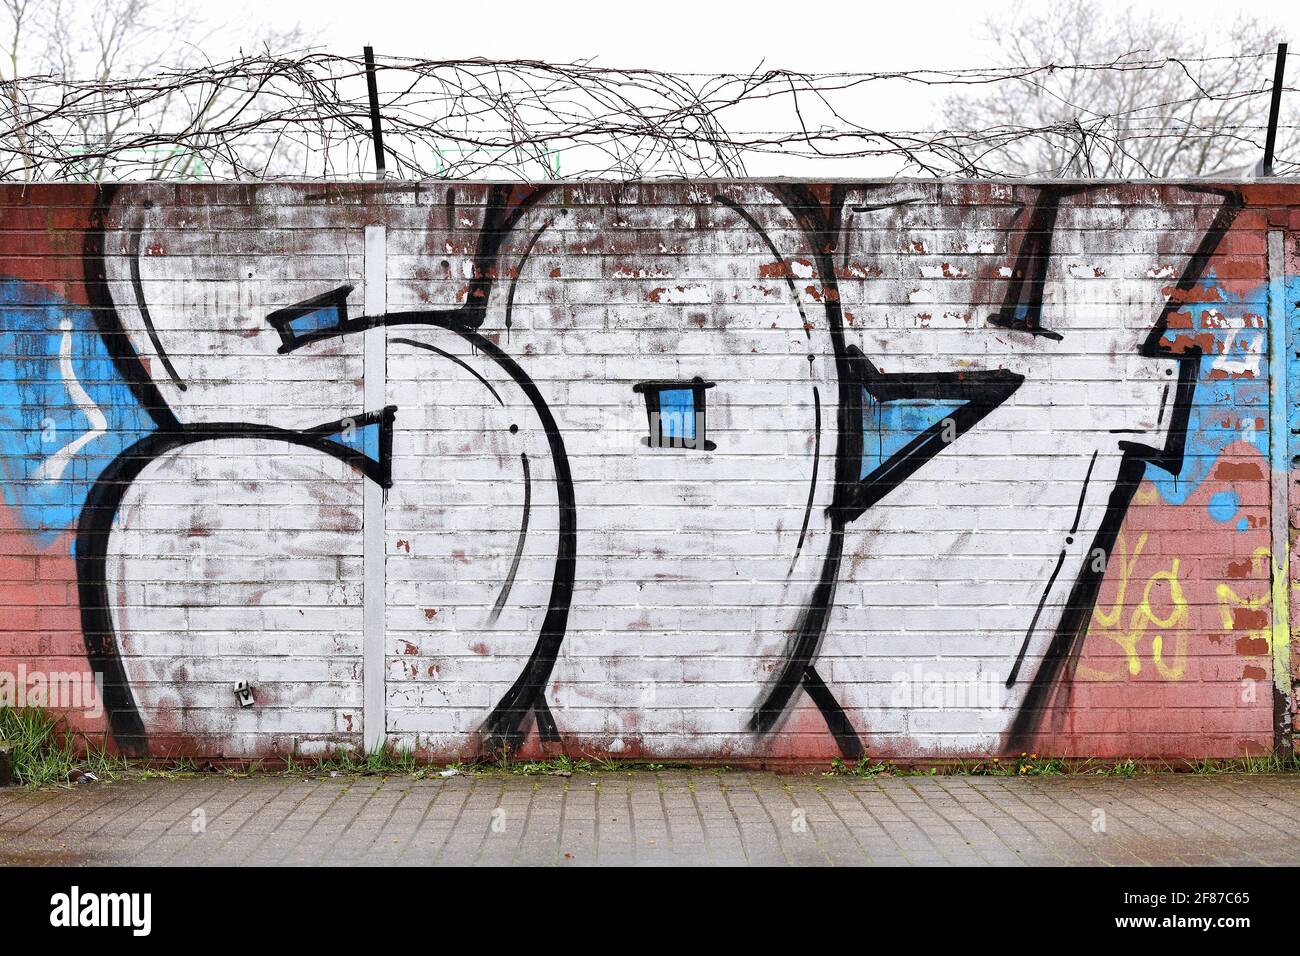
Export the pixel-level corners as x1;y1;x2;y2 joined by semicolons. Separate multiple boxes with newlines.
0;181;1285;760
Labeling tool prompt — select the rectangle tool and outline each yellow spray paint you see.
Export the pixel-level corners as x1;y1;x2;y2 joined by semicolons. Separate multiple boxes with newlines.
1086;532;1188;679
1272;548;1291;711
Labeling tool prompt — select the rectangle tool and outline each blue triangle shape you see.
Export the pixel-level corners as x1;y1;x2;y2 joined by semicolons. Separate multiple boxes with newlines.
843;366;1022;519
319;418;382;462
861;390;965;479
305;407;395;488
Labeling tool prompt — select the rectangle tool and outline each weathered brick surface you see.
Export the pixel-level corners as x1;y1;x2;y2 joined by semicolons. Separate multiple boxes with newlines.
0;181;1295;762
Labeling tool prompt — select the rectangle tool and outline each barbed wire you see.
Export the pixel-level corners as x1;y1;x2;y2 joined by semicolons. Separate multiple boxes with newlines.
0;50;1294;181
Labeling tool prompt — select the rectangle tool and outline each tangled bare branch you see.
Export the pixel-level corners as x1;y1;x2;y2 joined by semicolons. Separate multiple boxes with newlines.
0;50;1294;181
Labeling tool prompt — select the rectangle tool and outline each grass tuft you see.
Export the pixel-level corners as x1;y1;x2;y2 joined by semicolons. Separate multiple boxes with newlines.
6;707;1299;788
283;744;422;778
826;756;896;777
0;708;129;789
1188;753;1300;774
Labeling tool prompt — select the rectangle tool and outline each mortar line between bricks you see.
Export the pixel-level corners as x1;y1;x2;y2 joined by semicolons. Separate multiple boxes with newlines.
261;777;367;866
927;781;1015;865
307;778;387;866
1222;780;1300;837
2;785;102;837
983;782;1128;866
7;782;134;840
734;775;789;865
25;784;142;855
841;785;918;865
782;779;835;865
508;781;539;866
625;776;637;866
592;776;603;864
217;780;302;868
962;781;1079;866
1179;779;1290;837
251;777;342;866
393;780;447;865
1130;778;1261;844
1036;782;1163;865
877;782;953;865
1017;782;1135;866
655;773;675;860
138;780;254;868
1104;781;1263;864
34;779;170;848
184;778;294;865
1060;784;1205;866
1185;791;1273;857
1249;779;1300;838
467;777;509;866
120;780;235;863
814;782;875;865
594;774;628;865
774;780;802;859
358;778;419;864
262;776;354;866
913;784;1001;866
430;780;475;865
497;778;531;865
685;773;715;866
555;778;570;866
1202;778;1300;840
0;788;70;833
1092;783;1209;846
207;780;311;866
716;775;755;866
898;780;979;864
1201;780;1294;832
146;780;270;866
712;775;759;863
950;779;1054;865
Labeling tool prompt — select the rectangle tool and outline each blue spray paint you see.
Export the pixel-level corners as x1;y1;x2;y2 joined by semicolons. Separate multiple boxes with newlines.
1207;489;1240;523
852;274;1293;529
657;388;696;441
0;279;152;547
861;392;964;479
319;417;384;462
1141;273;1279;524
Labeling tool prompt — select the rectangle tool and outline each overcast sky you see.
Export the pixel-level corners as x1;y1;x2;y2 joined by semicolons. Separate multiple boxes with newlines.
232;0;1297;72
10;0;1291;178
212;0;1298;176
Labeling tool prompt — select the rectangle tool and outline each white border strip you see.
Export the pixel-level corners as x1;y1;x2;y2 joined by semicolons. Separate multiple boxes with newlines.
363;224;388;753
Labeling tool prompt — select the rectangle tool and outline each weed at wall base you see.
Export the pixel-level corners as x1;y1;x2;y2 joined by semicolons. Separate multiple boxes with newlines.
0;708;128;789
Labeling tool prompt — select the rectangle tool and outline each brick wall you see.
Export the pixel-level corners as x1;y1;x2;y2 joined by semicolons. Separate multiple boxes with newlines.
0;180;1295;763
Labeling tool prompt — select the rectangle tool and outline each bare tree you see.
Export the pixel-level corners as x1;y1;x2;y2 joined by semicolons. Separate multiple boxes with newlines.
3;0;34;179
3;48;1294;182
942;0;1286;177
1;0;310;180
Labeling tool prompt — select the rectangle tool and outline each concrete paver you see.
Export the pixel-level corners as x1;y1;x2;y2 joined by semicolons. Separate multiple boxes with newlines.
1;772;1297;866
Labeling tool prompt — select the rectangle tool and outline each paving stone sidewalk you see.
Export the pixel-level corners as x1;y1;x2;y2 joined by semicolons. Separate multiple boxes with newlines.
0;771;1297;866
